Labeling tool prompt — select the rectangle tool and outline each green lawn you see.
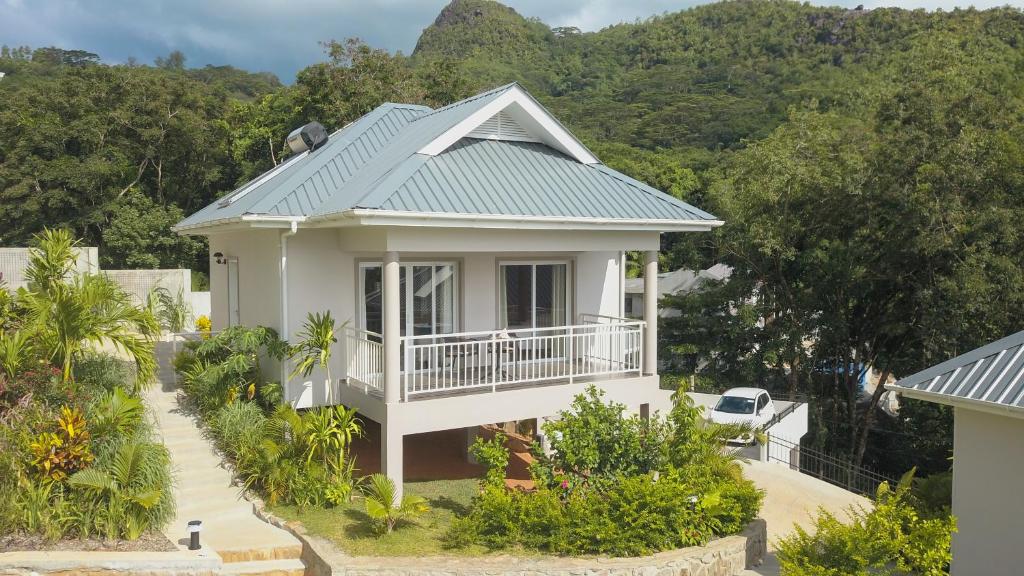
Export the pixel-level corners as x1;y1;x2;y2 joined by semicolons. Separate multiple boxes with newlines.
270;479;493;557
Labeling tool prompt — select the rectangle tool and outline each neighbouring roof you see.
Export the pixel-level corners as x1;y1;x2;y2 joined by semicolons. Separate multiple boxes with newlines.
888;330;1024;417
624;264;732;296
174;83;721;233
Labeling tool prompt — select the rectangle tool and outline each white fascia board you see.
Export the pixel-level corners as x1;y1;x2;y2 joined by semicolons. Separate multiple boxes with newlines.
172;215;305;235
418;86;600;164
330;209;723;232
888;384;1024;420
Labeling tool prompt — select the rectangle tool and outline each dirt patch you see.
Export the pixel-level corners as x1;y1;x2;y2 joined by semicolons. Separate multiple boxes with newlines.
0;530;177;552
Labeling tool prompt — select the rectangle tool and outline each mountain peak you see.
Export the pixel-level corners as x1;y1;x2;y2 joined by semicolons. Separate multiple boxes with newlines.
413;0;551;58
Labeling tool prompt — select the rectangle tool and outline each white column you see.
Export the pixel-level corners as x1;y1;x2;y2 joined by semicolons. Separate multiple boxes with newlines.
643;250;658;375
381;417;403;501
383;251;401;404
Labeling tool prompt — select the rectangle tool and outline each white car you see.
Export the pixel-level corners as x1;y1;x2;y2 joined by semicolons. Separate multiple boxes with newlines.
707;387;775;444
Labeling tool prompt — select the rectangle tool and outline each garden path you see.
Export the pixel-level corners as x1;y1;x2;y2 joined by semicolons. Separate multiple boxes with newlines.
146;338;306;575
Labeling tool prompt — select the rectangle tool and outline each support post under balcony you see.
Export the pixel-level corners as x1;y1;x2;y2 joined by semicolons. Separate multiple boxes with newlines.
383;251;401;404
643;250;658;375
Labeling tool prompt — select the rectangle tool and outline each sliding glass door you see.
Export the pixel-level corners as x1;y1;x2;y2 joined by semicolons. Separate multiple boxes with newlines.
360;262;457;337
498;262;569;330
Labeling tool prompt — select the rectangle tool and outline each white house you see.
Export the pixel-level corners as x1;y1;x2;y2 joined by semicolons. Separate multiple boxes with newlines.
888;330;1024;576
623;263;731;319
173;83;722;495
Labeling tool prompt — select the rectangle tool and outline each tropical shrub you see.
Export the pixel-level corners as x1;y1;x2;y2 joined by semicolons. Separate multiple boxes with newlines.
361;473;430;534
469;432;509;488
175;324;287;415
448;385;763;556
777;471;955;576
30;406;94;482
69;438;175;540
148;286;192;333
0;230;173;543
195;314;212;337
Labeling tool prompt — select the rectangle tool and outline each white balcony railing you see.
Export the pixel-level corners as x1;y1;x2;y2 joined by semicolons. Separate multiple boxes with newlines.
342;318;644;401
344;327;384;394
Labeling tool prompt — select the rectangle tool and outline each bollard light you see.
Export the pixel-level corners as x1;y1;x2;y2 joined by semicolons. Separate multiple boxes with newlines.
188;520;202;550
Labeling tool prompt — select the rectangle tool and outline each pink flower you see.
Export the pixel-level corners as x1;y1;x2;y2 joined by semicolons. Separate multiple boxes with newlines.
560;479;569;489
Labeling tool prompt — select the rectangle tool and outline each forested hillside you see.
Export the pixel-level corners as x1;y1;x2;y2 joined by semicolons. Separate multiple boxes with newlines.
2;0;1023;477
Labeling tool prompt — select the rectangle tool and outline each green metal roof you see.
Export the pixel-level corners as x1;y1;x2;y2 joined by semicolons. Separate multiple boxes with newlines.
174;83;719;232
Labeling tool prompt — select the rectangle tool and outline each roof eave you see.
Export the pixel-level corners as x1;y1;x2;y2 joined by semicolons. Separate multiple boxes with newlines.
311;209;724;232
172;214;306;236
887;384;1024;420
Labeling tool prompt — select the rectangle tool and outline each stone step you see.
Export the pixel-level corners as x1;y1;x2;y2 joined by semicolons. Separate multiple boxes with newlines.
219;558;305;576
217;543;304;564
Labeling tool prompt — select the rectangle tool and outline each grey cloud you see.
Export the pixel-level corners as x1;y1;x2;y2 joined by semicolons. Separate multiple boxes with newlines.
1;0;1021;82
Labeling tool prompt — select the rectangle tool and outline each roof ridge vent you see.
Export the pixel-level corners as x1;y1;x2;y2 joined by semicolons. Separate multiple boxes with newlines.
467;110;538;142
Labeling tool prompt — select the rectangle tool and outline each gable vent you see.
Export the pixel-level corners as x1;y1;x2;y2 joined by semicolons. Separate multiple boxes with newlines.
467;110;539;142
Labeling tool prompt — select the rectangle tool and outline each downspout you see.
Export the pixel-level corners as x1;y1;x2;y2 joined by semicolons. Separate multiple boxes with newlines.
280;221;298;403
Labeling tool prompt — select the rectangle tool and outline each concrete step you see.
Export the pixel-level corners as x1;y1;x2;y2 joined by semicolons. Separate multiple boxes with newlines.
216;543;304;564
219;558;305;575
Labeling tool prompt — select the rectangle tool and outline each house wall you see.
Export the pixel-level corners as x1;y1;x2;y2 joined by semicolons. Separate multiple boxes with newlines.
208;227;642;408
208;230;282;332
951;407;1024;576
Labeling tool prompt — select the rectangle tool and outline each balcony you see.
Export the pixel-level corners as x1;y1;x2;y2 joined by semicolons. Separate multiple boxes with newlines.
344;314;644;401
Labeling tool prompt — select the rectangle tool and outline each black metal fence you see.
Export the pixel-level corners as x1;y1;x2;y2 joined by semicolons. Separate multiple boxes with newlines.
766;434;899;497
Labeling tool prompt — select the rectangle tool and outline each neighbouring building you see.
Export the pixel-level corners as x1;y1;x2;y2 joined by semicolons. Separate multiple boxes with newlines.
888;330;1024;576
623;263;731;319
173;83;723;496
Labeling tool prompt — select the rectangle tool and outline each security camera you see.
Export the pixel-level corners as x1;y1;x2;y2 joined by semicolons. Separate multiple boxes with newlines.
213;252;225;264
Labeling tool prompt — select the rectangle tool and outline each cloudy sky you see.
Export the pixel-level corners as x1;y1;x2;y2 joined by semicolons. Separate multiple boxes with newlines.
2;0;1021;81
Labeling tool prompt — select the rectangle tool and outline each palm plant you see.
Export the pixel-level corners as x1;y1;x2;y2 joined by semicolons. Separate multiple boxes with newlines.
18;230;159;388
361;473;429;534
289;311;341;403
0;329;32;380
300;405;362;468
23;274;159;387
148;287;192;333
68;439;173;540
88;387;144;441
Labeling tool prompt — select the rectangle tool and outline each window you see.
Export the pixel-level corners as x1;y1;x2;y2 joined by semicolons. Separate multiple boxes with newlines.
714;396;755;415
756;394;769;412
359;262;457;337
498;262;569;330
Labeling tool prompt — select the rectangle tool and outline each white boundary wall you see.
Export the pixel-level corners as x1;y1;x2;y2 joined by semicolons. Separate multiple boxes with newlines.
0;247;99;289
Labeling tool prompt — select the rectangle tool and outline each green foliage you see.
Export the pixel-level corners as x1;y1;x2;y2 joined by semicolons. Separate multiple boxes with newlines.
19;229;159;387
101;190;205;270
362;473;430;534
288;311;342;404
69;438;174;540
175;324;286;414
450;387;762;556
87;387;144;445
148;286;192;333
468;432;509;488
533;386;669;488
777;471;955;575
30;406;94;482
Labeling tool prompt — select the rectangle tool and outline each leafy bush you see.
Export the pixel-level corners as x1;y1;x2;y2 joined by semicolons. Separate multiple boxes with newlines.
69;438;175;540
362;473;429;534
449;386;763;556
532;387;669;489
30;406;94;482
74;353;137;395
777;471;955;576
469;432;509;488
174;324;287;415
